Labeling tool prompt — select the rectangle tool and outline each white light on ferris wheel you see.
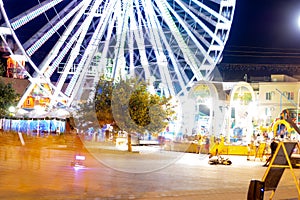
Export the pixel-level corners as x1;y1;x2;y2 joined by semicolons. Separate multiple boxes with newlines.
1;0;236;107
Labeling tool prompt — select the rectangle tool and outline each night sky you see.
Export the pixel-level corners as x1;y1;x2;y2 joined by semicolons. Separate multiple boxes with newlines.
222;0;300;65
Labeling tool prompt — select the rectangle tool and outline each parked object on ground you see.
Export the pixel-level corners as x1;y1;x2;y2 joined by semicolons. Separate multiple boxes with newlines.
208;156;232;165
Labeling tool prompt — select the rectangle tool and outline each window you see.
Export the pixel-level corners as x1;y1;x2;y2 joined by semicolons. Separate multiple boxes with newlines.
266;92;272;100
287;92;294;100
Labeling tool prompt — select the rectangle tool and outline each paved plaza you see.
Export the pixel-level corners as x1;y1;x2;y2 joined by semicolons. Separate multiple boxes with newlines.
0;138;299;200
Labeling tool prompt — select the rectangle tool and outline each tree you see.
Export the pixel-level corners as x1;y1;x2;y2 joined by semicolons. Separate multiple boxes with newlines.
74;101;100;134
0;79;19;117
73;77;115;139
94;77;176;152
0;61;6;77
94;77;114;128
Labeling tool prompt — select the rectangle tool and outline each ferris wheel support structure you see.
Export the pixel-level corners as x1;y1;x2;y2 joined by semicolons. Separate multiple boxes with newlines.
0;0;236;109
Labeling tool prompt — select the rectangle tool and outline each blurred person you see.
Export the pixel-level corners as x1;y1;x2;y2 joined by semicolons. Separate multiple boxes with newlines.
263;138;278;167
197;135;203;154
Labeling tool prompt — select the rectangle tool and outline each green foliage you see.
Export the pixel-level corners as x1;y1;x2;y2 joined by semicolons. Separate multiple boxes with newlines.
94;77;176;135
0;61;5;77
75;76;176;152
74;101;99;132
0;80;19;117
94;78;114;127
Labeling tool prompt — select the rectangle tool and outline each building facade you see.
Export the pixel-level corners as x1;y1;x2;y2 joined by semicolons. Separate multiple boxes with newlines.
255;80;300;126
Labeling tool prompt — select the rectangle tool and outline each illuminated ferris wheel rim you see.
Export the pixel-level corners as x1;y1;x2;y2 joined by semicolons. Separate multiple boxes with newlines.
0;0;236;108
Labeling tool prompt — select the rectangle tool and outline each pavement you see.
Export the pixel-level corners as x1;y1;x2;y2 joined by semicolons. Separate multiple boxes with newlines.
0;139;299;200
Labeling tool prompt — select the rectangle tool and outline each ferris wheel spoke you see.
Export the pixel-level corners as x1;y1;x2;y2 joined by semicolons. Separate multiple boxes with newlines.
10;0;63;30
111;0;131;80
154;26;189;96
208;0;222;4
154;26;190;95
45;0;109;78
143;0;178;96
129;4;152;81
39;3;90;75
166;1;217;69
141;1;173;93
199;0;235;78
85;2;117;88
173;0;224;47
193;0;230;23
156;1;202;81
143;0;184;96
24;1;84;57
96;14;117;76
65;0;118;102
51;0;109;104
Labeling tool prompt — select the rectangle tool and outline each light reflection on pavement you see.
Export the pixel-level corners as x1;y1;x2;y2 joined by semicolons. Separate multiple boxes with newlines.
0;135;299;200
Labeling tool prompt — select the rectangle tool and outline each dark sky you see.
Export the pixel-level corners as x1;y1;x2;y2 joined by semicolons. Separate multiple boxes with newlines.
221;0;300;65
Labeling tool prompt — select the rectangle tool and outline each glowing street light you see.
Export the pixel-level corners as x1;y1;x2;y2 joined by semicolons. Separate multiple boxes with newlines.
8;106;15;131
8;106;16;121
8;106;15;115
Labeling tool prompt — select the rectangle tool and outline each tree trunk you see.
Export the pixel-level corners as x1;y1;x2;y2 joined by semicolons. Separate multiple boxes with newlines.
127;133;132;152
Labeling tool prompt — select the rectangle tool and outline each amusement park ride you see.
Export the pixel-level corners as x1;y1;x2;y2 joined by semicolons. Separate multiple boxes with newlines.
0;0;236;112
0;0;239;141
247;110;300;200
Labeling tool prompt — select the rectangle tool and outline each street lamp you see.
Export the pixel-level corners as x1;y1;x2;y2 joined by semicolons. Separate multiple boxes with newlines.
8;106;15;116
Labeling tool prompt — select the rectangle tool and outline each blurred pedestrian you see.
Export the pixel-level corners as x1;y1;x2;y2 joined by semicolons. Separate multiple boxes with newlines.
263;138;278;167
205;136;210;154
247;143;251;161
197;136;203;154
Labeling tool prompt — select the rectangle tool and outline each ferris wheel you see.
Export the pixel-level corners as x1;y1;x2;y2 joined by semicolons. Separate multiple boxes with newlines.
0;0;236;109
